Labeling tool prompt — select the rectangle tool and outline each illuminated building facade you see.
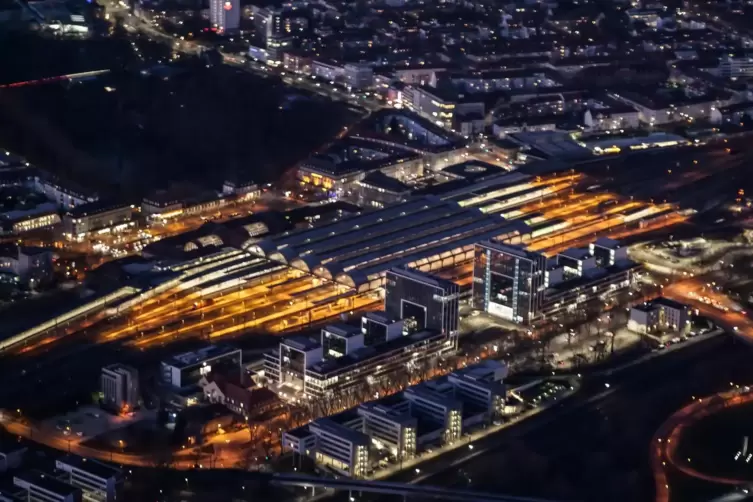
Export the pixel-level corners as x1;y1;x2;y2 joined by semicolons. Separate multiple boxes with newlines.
282;361;507;477
472;241;546;324
160;345;242;389
210;0;240;34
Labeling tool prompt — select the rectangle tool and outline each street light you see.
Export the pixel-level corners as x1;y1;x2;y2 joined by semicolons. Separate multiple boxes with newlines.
468;444;474;450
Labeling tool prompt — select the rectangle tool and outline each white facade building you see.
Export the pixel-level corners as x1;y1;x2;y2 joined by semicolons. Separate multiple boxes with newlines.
13;471;81;502
55;455;121;502
282;361;507;477
101;364;139;413
628;298;690;334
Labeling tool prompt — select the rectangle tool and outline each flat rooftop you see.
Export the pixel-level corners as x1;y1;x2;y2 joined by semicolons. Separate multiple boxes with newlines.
322;323;361;338
308;330;445;376
56;455;121;480
592;237;621;249
282;335;321;352
162;344;240;369
547;258;638;295
14;471;79;497
309;418;370;446
387;267;458;291
559;247;592;261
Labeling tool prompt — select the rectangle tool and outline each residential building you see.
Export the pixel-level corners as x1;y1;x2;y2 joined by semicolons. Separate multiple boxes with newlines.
344;64;374;90
0;245;55;284
628;298;690;334
357;401;417;459
221;180;259;199
210;0;239;34
55;455;121;502
13;471;82;502
717;55;753;79
34;177;97;209
100;364;140;413
201;374;280;419
312;60;344;81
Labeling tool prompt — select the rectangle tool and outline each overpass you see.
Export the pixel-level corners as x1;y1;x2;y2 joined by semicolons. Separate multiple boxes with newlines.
174;469;563;502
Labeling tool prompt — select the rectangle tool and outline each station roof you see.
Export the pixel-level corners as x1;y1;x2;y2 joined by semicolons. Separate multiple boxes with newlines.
246;196;528;290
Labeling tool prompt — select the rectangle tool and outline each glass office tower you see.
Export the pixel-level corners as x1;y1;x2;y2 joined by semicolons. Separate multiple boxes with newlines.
472;241;546;325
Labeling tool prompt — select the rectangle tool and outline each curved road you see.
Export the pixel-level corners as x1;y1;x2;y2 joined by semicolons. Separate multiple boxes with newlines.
652;389;753;502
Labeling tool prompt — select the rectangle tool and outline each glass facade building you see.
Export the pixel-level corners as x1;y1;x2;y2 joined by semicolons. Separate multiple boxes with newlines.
384;268;460;346
472;241;546;325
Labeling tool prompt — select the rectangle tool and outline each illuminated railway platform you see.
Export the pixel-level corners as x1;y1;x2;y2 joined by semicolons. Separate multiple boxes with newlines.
244;195;529;293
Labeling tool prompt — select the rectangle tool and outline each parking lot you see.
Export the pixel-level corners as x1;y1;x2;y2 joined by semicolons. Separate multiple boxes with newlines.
41;405;152;440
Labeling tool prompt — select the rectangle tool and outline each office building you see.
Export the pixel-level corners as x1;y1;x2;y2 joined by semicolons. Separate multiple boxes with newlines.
472;242;546;325
589;237;628;268
384;267;460;343
628;298;690;334
210;0;239;34
360;311;403;346
474;239;637;324
100;364;139;413
557;247;597;278
265;329;449;399
285;417;370;478
13;471;82;502
265;268;459;399
55;455;121;502
282;361;507;477
161;345;242;389
321;323;363;359
357;402;417;458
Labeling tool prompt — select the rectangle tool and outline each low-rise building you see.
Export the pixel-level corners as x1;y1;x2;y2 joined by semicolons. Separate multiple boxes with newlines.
13;471;82;502
0;245;55;285
34;177;97;209
62;201;134;242
0;443;26;473
160;345;242;408
55;455;121;502
201;374;280;420
628;297;690;334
